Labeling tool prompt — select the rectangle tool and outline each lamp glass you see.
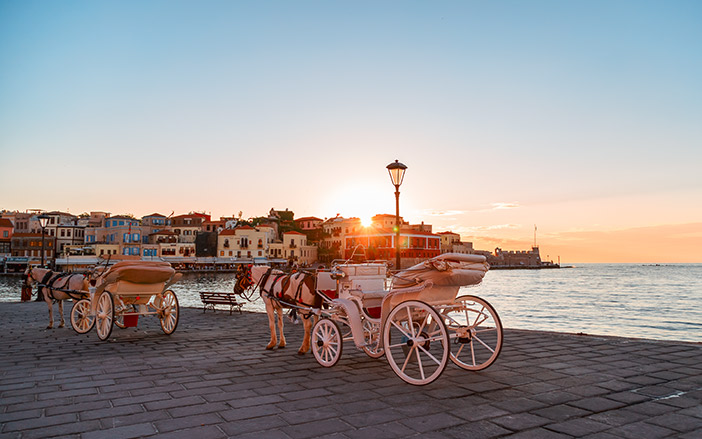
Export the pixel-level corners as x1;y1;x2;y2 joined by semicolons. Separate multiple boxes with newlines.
386;160;407;187
38;214;49;228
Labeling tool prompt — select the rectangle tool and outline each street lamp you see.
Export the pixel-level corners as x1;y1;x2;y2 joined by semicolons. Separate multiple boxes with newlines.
38;214;49;267
386;160;407;270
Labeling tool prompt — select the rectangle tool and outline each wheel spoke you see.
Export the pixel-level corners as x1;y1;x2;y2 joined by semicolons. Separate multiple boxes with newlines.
473;334;496;353
415;347;425;380
417;342;443;366
390;319;413;339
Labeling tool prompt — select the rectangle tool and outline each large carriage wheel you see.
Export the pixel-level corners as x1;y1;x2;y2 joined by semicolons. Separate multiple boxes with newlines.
312;318;343;367
383;300;449;386
70;299;95;334
440;295;503;371
159;290;179;335
362;318;384;359
95;291;114;341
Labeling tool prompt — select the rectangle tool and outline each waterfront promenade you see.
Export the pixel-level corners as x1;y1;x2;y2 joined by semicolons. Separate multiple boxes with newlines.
1;302;700;438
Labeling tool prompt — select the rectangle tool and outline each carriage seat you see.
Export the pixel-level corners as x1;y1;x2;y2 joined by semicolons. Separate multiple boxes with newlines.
347;289;387;308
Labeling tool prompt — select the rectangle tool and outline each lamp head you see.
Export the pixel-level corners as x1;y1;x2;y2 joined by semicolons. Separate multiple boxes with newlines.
386;160;407;187
38;214;50;229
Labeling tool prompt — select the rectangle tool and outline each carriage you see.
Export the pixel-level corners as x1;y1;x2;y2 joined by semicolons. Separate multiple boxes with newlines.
70;261;182;341
309;253;502;385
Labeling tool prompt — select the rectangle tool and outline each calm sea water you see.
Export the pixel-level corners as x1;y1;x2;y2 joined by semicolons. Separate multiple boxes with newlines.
2;264;700;343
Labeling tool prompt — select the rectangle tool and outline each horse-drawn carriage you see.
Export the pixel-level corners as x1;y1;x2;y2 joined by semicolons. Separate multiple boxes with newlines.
70;260;182;341
245;253;502;386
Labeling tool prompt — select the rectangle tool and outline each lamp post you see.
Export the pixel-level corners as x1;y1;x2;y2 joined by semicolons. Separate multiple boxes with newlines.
38;214;50;267
386;160;407;270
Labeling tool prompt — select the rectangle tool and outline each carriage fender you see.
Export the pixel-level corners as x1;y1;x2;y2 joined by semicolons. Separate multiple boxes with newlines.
330;298;367;350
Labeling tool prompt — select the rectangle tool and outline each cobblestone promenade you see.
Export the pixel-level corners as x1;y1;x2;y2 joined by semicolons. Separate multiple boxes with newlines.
1;301;701;438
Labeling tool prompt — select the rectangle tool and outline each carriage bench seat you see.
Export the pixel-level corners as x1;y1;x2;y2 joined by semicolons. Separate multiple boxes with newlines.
347;289;387;308
199;292;243;315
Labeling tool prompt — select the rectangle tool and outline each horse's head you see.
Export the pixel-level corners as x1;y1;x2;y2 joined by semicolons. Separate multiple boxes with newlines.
23;267;34;287
233;265;254;294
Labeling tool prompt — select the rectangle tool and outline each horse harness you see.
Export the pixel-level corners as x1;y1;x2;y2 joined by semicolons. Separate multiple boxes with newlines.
35;271;85;301
255;267;319;311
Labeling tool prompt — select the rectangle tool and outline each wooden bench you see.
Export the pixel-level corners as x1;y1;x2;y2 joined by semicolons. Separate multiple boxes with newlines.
199;292;243;315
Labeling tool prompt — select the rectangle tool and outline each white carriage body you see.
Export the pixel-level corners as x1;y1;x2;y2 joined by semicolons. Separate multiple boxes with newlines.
311;253;503;385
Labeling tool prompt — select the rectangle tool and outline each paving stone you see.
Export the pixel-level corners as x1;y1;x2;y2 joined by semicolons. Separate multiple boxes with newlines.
606;421;676;439
281;418;353;439
82;422;158;439
533;403;591;421
545;417;610;436
442;420;512;439
398;412;465;433
492;412;550;431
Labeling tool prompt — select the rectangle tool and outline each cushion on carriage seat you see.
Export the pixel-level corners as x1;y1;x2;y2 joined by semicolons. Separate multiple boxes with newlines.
102;263;175;285
393;253;489;288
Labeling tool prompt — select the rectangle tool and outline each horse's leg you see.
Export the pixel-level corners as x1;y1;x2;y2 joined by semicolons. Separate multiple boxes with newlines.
277;306;286;348
297;316;313;355
264;298;278;350
44;290;54;329
58;299;65;328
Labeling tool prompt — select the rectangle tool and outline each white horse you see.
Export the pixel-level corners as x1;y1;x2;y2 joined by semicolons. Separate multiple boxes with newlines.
24;267;89;329
241;266;321;354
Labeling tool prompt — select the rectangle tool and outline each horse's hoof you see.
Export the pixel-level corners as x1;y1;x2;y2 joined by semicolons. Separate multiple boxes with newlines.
46;326;53;330
297;351;306;356
266;344;275;350
278;344;286;348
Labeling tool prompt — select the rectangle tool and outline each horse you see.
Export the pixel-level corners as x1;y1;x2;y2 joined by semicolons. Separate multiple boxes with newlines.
241;265;322;354
24;267;89;329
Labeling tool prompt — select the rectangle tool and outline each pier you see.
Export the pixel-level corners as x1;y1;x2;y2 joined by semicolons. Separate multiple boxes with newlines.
1;302;700;438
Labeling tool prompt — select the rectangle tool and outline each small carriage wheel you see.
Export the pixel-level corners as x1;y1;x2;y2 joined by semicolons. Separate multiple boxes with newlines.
362;318;384;359
312;318;343;367
440;295;503;371
159;290;179;335
70;299;95;334
383;300;449;386
95;291;114;341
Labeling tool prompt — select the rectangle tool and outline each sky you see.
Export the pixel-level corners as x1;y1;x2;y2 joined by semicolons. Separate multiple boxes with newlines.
1;0;701;263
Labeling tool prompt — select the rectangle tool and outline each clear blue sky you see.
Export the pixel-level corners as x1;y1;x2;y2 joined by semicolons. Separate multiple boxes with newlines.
1;0;701;261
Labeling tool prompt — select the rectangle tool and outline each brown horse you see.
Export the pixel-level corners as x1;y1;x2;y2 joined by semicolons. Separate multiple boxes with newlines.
24;267;89;329
245;265;321;354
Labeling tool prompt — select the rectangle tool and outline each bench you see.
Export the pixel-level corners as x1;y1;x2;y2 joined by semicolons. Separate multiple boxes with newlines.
199;292;243;315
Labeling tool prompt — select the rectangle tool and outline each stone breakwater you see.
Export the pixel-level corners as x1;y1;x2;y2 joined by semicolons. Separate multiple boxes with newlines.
1;301;701;438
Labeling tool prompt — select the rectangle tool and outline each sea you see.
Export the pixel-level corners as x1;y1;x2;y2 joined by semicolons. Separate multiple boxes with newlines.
2;264;700;343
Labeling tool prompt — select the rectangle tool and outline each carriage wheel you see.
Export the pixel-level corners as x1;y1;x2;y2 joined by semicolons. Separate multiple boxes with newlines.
440;295;503;371
70;299;95;334
312;318;343;367
362;318;384;359
95;291;114;341
383;300;449;386
159;290;179;335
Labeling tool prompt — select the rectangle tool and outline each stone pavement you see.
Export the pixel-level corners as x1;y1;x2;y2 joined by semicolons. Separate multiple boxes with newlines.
0;301;701;439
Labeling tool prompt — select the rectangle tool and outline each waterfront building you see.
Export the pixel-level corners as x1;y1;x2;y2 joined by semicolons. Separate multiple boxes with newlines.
320;216;363;261
437;231;474;255
217;225;276;259
343;227;441;269
170;213;204;244
10;233;55;261
295;216;323;231
489;246;542;267
282;231;317;266
0;218;13;259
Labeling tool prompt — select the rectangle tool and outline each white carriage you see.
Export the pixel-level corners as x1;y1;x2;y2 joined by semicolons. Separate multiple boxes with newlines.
311;253;502;385
70;261;182;341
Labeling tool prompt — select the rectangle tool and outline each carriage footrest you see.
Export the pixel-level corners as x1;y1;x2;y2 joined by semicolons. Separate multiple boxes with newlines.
123;313;139;327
